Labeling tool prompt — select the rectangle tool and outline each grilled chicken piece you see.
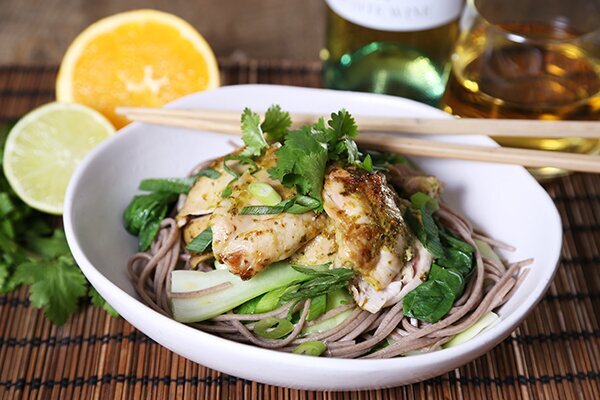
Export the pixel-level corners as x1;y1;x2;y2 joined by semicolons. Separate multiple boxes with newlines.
289;219;338;265
351;241;432;312
209;147;325;279
176;158;230;227
323;167;411;291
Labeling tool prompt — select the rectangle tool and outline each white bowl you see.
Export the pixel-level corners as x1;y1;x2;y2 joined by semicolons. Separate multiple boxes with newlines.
63;84;562;390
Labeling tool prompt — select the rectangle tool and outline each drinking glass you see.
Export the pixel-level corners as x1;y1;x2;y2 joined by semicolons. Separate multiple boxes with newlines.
442;0;600;179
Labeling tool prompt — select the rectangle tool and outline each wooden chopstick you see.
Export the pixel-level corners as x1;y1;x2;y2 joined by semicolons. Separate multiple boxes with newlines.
117;108;600;173
116;106;600;138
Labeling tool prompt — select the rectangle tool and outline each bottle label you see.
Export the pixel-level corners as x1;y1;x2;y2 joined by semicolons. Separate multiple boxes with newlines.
326;0;463;31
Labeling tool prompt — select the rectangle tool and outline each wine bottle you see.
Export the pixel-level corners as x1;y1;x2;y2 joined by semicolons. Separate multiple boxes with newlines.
323;0;463;106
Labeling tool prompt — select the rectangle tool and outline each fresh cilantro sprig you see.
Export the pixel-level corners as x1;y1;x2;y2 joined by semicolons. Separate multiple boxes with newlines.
0;123;117;324
268;109;371;204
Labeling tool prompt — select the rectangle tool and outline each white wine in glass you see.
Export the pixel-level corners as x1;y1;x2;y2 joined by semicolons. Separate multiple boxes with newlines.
442;0;600;179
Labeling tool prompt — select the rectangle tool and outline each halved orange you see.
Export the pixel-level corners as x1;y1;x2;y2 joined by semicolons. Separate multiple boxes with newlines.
56;9;220;128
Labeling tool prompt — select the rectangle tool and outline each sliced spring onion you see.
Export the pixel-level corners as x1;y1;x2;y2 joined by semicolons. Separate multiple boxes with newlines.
248;182;282;206
186;227;212;253
254;317;294;339
254;284;298;314
139;177;196;194
239;194;321;215
221;179;235;198
301;288;353;335
195;168;221;179
170;262;329;322
306;294;327;321
302;309;353;335
443;311;500;348
235;294;263;314
292;340;327;356
223;155;259;178
474;239;503;265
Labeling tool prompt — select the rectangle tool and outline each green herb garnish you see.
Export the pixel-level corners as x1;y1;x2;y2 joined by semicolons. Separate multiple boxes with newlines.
239;194;321;215
268;109;367;205
186;227;213;253
281;266;354;301
195;168;221;180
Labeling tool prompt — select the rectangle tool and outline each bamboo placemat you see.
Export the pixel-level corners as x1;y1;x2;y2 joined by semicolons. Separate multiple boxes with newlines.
0;61;598;400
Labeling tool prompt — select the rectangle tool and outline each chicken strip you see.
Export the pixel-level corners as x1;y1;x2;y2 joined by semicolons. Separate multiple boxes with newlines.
289;219;338;265
322;167;411;290
176;156;236;227
209;146;325;279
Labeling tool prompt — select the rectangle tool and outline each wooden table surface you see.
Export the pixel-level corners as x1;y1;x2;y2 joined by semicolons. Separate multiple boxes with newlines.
0;0;324;65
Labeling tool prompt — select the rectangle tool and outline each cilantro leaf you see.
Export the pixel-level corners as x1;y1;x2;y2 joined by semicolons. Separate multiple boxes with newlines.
261;105;292;142
24;229;70;259
13;256;88;325
89;286;119;317
327;109;358;142
240;108;268;157
0;262;9;291
269;129;328;201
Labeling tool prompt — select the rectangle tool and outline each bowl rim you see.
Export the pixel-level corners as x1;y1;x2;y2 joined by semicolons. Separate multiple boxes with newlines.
63;84;563;371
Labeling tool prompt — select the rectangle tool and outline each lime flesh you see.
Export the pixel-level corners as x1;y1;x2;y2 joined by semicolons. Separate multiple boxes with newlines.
2;102;115;214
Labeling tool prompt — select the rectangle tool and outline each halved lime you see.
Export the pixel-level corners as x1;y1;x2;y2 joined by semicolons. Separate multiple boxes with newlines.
2;102;115;214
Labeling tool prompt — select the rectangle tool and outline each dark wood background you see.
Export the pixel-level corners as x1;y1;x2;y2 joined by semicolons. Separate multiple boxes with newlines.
0;0;324;65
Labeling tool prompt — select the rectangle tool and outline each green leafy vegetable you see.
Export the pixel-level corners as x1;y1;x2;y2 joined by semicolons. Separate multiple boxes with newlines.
268;108;365;203
139;177;196;194
170;262;330;322
403;279;455;323
240;108;268;157
11;256;88;325
410;192;439;214
123;191;178;251
361;154;373;172
281;266;354;301
403;191;477;323
261;105;292;142
89;286;119;317
269;128;329;201
186;227;213;253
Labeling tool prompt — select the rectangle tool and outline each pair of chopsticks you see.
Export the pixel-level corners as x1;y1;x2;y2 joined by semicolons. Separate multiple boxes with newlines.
116;107;600;173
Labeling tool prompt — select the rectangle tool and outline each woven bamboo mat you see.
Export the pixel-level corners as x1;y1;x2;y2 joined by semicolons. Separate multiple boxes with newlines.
0;61;598;400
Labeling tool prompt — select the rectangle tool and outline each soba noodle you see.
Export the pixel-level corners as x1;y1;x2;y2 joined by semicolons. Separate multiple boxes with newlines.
127;165;531;358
